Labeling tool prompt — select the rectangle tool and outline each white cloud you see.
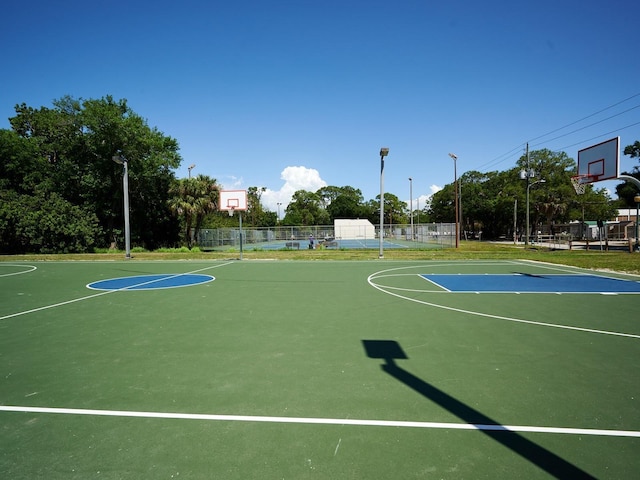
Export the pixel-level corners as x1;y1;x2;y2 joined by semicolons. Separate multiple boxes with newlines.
261;166;328;214
405;185;441;211
218;175;244;190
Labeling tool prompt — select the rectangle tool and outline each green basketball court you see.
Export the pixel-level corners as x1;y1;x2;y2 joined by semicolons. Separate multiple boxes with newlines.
1;259;639;479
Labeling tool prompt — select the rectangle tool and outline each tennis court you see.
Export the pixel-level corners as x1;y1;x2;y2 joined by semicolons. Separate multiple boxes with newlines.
250;238;414;250
1;259;639;478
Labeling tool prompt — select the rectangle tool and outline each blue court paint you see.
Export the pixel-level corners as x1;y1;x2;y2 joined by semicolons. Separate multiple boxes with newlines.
420;274;640;293
87;274;215;291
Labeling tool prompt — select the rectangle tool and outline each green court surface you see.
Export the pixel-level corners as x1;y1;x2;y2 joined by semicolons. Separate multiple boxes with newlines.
1;259;639;479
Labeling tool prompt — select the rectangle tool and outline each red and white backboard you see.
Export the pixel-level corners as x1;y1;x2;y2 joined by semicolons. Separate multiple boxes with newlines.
219;190;248;212
577;137;620;183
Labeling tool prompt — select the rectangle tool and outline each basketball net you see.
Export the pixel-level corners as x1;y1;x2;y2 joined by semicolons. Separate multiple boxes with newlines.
570;175;590;195
228;206;235;217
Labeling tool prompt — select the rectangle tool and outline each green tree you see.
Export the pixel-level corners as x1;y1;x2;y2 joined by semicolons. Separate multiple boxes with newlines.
624;140;640;164
569;187;618;237
427;184;456;224
79;96;182;249
317;185;367;220
0;190;100;254
246;186;275;226
283;190;330;225
0;129;44;193
433;169;519;239
615;140;640;207
457;170;508;239
4;95;182;252
168;174;219;248
428;148;617;240
369;192;406;226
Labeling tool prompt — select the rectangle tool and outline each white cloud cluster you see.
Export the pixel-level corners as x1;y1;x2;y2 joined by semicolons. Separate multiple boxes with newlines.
405;185;441;211
261;166;327;214
261;168;441;217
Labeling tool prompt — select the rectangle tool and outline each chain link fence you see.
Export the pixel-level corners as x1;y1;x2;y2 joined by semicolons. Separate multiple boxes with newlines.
196;223;456;250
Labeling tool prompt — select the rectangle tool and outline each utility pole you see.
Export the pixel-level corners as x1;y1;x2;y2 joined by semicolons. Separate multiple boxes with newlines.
525;143;530;247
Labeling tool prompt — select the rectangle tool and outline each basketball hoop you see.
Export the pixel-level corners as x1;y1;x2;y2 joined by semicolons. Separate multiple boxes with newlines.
571;175;592;195
228;206;235;217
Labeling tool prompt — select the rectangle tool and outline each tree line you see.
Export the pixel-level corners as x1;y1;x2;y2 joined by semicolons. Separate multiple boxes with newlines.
1;96;639;253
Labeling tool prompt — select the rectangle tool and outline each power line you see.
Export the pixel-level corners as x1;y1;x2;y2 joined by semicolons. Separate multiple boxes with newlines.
527;92;640;144
476;92;640;173
530;104;640;149
553;120;640;152
476;144;525;172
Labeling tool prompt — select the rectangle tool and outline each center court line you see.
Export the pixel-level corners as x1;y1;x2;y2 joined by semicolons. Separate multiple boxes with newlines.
1;405;639;438
0;262;235;321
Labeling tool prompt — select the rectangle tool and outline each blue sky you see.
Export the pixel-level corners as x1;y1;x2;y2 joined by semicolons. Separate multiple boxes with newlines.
2;0;639;213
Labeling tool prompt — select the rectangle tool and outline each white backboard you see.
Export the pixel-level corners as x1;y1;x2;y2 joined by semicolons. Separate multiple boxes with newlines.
577;136;620;183
219;190;248;212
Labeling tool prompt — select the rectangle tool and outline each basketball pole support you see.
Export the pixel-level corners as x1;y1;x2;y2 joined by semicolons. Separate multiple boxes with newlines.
239;211;243;260
618;175;640;252
617;175;640;190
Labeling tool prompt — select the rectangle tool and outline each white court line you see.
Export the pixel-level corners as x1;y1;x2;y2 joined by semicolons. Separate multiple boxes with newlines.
515;259;640;280
1;405;638;438
0;264;37;277
0;262;235;321
367;263;640;339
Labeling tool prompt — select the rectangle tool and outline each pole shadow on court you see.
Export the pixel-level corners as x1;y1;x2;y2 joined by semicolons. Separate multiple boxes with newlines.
362;340;595;479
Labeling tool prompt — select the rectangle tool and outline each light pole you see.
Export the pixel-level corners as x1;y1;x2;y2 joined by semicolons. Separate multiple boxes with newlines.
449;153;459;248
409;177;413;241
379;147;389;259
277;202;282;223
526;179;546;246
188;163;196;178
112;154;131;259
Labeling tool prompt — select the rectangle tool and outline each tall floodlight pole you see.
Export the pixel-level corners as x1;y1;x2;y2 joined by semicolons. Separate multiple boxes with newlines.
409;177;413;241
449;153;459;248
525;143;530;247
523;143;544;247
188;163;196;178
379;147;389;259
112;154;131;259
527;179;546;245
277;202;282;222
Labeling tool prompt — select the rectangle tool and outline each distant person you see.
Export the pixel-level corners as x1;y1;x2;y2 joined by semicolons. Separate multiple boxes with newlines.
309;234;314;249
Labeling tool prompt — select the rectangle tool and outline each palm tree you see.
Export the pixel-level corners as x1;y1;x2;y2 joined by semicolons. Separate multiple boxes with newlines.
540;194;567;236
168;174;218;248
